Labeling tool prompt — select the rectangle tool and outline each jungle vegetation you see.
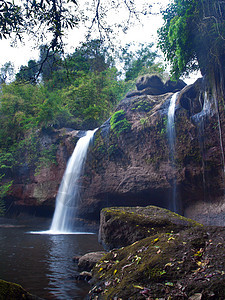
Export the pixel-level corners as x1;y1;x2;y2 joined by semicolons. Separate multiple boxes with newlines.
158;0;225;85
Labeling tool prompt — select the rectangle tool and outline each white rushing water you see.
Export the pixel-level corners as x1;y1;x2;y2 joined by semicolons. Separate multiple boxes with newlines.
167;92;179;212
48;129;98;234
192;92;212;201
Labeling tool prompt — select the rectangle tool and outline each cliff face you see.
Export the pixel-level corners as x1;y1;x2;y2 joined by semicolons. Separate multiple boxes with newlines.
6;76;225;225
6;128;80;216
78;77;225;225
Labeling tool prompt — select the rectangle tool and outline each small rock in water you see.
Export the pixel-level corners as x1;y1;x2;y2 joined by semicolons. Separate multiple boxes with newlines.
79;271;92;281
72;255;81;263
78;251;107;271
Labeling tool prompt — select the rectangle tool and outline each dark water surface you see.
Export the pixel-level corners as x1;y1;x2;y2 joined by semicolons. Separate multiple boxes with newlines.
0;217;103;299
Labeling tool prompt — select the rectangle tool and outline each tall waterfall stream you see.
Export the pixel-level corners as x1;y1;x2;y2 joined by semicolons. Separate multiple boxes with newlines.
50;129;97;233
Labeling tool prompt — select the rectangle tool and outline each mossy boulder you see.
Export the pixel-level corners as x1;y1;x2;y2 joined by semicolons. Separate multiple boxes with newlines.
0;279;41;300
99;206;202;250
90;225;225;299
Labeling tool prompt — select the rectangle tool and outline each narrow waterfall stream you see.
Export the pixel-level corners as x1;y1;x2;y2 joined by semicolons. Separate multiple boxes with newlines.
49;129;97;233
167;92;179;212
192;91;212;201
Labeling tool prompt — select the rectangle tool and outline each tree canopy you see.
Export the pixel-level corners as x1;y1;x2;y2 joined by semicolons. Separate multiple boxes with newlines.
158;0;225;81
0;0;149;52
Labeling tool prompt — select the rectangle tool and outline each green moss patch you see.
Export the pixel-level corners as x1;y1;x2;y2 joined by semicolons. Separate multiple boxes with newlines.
110;110;131;137
90;226;225;299
99;206;202;249
0;279;36;300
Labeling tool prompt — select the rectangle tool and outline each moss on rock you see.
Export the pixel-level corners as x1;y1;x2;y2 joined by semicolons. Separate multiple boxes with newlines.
90;225;225;299
99;206;202;250
0;279;40;300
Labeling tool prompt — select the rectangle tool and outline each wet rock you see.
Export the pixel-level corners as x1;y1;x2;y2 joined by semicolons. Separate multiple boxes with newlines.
89;211;225;300
72;255;81;263
78;251;107;272
126;87;165;98
99;206;202;250
125;90;142;98
0;279;43;300
178;77;204;115
6;128;80;216
74;271;92;281
80;76;225;226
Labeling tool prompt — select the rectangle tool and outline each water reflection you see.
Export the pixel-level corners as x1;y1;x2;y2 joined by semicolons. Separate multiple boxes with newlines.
47;235;81;299
0;218;103;299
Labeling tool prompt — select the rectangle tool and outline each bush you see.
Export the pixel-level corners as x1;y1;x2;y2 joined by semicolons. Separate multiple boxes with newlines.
110;110;131;136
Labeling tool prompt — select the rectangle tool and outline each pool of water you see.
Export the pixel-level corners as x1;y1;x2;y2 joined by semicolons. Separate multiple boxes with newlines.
0;217;103;299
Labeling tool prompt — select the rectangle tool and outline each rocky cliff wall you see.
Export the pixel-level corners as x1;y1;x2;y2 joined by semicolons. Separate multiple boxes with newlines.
6;76;225;225
78;76;225;225
6;128;80;216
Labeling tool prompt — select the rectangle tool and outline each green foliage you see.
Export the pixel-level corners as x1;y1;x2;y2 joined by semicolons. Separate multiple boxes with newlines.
158;0;225;79
35;145;57;175
158;0;199;79
0;1;23;39
0;61;14;84
110;110;131;136
0;177;12;215
0;152;14;215
16;60;39;83
60;67;128;128
121;43;165;81
0;1;78;52
132;100;153;112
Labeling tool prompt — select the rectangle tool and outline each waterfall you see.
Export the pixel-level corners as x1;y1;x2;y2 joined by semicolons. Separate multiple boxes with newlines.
49;129;97;233
192;92;212;202
167;92;179;212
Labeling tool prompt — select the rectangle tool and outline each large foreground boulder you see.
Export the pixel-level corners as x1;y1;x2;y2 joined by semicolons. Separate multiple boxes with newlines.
99;206;201;250
88;207;225;300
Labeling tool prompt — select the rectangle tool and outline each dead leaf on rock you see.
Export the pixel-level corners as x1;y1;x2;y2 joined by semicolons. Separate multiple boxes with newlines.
165;262;173;267
133;284;144;289
188;293;202;300
104;281;111;287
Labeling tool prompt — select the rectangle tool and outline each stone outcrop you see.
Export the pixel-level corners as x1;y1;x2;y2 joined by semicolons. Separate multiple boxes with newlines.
126;75;187;97
89;207;225;299
77;77;225;226
99;206;202;250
